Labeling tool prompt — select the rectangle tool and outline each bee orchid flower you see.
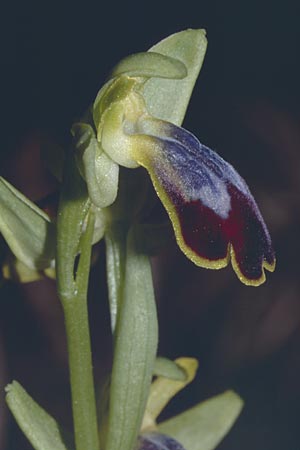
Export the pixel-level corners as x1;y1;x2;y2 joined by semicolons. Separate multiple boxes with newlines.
74;30;275;287
1;30;272;450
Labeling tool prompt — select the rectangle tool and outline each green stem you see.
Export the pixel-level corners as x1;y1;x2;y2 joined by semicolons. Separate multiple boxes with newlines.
56;154;99;450
61;212;99;450
63;293;99;450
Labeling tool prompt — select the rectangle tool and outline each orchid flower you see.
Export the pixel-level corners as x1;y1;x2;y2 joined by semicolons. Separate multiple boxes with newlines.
75;30;275;287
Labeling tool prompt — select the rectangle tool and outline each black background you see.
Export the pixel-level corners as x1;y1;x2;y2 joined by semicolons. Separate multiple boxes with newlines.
1;1;300;449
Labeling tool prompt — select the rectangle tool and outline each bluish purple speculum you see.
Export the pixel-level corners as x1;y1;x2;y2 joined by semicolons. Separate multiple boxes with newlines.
129;117;275;285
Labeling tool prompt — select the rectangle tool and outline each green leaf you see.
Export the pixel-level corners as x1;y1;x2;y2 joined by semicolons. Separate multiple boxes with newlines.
158;390;244;450
110;52;187;79
0;177;55;269
5;381;73;450
143;29;207;126
105;226;158;450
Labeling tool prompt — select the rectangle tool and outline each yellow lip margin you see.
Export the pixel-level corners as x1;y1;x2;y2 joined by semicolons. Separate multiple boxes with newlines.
134;148;275;286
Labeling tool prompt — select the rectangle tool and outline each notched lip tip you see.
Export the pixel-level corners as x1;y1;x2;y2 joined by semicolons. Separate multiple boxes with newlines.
264;257;276;273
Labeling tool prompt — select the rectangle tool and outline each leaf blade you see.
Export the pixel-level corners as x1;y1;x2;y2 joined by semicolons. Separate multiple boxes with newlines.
5;381;73;450
105;227;158;450
0;177;55;269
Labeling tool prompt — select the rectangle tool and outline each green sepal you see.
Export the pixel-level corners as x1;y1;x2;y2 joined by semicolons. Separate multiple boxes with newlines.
0;177;55;270
72;122;119;208
110;52;187;80
158;390;244;450
105;226;158;450
143;29;207;125
5;381;74;450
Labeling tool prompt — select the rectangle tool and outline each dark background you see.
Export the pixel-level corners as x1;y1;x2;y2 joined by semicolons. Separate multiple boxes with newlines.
1;1;300;449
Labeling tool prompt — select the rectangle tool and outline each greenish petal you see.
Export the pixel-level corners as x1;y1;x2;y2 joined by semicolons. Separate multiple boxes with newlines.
0;177;55;269
5;381;74;450
143;29;207;125
110;52;187;79
158;390;244;450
